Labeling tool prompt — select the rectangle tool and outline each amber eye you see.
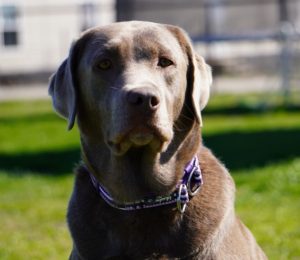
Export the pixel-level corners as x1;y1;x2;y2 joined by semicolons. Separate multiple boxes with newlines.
158;57;173;68
96;59;112;70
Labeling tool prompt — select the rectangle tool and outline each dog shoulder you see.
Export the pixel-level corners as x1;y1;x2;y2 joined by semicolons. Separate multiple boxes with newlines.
199;145;235;191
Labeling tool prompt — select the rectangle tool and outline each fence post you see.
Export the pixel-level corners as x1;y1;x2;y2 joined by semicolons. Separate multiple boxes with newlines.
278;0;295;104
279;22;294;104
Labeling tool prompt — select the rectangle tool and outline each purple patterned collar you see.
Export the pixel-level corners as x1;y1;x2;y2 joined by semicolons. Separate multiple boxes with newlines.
88;156;203;213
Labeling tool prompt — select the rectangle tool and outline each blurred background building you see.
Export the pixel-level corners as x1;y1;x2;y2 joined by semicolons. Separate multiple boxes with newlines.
0;0;299;97
0;0;114;84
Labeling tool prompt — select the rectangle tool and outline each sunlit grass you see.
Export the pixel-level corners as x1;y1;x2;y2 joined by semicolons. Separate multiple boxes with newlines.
0;100;79;153
0;172;73;260
234;158;300;259
0;96;299;259
0;100;77;259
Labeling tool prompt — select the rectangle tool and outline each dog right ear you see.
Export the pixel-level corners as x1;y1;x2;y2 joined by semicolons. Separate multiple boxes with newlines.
48;42;78;130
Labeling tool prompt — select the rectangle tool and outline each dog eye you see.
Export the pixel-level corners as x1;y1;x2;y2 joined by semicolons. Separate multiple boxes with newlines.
158;57;173;68
96;59;112;70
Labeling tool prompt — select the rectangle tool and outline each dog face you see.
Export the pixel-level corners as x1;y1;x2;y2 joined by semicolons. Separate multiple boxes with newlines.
77;23;189;157
49;21;212;201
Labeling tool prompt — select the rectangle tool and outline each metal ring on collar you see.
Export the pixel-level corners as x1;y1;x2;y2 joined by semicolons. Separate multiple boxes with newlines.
177;184;188;213
187;168;201;196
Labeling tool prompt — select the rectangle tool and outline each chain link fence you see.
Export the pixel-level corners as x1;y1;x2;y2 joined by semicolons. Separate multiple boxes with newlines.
117;0;300;103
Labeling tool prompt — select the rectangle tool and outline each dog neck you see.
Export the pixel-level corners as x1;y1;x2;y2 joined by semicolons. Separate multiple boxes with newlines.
87;155;203;213
78;91;203;202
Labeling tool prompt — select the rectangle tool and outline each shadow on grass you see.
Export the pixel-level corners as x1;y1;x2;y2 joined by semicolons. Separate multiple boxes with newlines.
0;128;299;175
0;113;63;124
204;103;300;116
0;147;81;175
204;128;300;171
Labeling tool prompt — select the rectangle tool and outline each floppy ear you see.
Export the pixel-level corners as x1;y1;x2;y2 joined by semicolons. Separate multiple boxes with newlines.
191;54;212;126
48;43;77;130
165;25;212;126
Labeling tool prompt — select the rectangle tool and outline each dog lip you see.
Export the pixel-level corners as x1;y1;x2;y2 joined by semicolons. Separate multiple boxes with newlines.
108;125;172;156
107;139;132;156
129;132;154;146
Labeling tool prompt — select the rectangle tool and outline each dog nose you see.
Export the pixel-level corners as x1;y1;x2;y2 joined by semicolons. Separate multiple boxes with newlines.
126;88;160;111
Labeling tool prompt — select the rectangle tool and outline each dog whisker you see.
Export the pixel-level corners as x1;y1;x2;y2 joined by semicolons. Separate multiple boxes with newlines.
173;121;189;132
183;103;197;120
178;113;194;123
109;86;120;91
173;123;184;132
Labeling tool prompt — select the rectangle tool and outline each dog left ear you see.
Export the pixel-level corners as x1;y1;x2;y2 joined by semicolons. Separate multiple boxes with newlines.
190;54;212;126
165;24;212;126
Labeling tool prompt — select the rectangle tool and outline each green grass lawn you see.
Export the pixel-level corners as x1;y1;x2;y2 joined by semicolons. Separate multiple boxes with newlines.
0;96;299;259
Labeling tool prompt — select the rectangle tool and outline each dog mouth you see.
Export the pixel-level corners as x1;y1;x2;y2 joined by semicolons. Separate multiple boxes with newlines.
108;126;172;156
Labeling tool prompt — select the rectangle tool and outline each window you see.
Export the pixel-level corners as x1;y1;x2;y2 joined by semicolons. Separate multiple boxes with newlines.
1;5;19;46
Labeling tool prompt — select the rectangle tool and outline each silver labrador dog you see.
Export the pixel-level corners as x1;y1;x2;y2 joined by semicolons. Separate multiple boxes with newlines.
49;21;267;259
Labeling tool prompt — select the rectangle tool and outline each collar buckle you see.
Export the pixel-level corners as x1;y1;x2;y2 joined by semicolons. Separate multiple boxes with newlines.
187;166;203;196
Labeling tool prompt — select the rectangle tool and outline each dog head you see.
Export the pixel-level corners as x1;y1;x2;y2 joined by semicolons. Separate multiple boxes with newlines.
49;21;212;200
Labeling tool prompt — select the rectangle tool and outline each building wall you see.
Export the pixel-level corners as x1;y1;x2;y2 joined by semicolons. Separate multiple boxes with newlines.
0;0;115;75
1;0;299;77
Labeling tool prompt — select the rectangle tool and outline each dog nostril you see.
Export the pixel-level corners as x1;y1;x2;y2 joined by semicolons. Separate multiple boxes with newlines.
150;95;160;109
